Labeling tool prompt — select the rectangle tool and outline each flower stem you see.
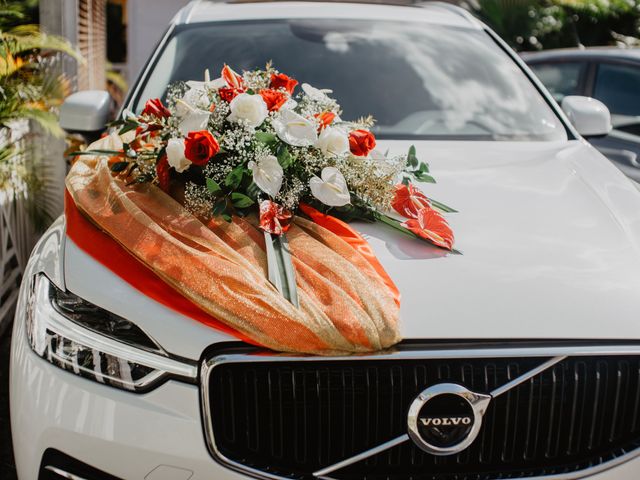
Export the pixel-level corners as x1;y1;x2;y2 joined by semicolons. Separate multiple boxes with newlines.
375;211;418;239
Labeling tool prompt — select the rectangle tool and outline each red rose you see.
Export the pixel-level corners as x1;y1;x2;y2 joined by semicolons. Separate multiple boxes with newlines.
270;72;298;94
184;130;219;166
156;154;171;192
315;111;336;131
219;87;241;103
259;88;288;112
142;98;171;118
348;129;376;157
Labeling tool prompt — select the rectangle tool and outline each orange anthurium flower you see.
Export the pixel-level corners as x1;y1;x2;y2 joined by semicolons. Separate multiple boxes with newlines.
392;183;431;219
221;64;244;90
402;207;454;250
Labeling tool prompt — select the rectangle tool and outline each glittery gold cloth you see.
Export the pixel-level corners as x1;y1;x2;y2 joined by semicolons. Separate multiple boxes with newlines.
65;156;401;354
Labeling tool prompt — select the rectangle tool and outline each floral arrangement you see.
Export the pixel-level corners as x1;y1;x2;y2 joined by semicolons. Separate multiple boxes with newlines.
81;64;456;250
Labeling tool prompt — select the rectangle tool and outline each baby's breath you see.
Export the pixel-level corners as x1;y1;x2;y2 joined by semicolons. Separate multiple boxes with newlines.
184;182;214;217
112;65;422;225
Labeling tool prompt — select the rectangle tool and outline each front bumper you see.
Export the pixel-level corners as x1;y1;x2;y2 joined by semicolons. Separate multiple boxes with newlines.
9;312;248;480
11;312;640;480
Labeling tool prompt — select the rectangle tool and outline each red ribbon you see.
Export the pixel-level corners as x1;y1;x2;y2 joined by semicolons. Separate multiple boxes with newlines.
64;190;258;345
64;191;400;343
299;203;401;306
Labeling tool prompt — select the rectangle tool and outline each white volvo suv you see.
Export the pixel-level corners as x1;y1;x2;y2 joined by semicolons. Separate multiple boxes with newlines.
11;1;640;479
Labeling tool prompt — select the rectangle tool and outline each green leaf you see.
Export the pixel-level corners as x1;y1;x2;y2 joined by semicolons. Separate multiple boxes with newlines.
224;165;244;189
110;161;129;173
69;149;123;156
430;198;458;214
118;122;139;136
222;213;232;222
413;171;436;183
255;131;277;145
276;145;293;168
212;198;227;216
407;145;419;168
246;182;261;199
206;178;222;195
231;192;254;208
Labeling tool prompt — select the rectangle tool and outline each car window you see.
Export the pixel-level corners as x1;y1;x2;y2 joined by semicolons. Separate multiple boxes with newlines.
528;62;585;102
594;63;640;117
133;19;566;142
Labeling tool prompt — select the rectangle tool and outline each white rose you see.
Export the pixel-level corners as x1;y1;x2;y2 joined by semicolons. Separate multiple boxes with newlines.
309;167;350;207
248;155;283;198
166;138;191;173
272;109;318;147
227;93;268;128
180;86;209;110
315;127;349;157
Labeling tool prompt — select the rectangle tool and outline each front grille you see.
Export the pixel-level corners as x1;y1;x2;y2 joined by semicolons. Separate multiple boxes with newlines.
202;345;640;479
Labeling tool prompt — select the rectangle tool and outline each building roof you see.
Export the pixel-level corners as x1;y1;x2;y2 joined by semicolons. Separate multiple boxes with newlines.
172;1;482;30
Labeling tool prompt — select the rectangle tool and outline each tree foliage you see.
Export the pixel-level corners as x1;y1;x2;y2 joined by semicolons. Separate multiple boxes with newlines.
0;0;78;204
463;0;640;51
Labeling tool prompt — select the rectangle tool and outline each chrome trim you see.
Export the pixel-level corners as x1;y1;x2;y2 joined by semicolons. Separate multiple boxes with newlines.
491;355;566;397
406;383;490;457
201;357;293;480
44;465;88;480
200;345;640;480
315;356;564;476
210;345;640;362
123;23;175;115
313;434;410;478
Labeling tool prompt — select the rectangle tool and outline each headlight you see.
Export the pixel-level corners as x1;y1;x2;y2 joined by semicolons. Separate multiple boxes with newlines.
25;274;197;392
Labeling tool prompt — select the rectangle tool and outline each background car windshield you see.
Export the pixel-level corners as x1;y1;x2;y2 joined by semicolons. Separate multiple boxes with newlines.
134;19;566;141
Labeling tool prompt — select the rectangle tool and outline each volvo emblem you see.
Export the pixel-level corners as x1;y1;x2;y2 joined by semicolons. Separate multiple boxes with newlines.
407;383;491;456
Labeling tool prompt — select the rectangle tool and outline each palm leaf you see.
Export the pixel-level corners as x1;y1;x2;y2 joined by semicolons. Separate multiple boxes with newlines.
1;25;82;62
16;108;64;137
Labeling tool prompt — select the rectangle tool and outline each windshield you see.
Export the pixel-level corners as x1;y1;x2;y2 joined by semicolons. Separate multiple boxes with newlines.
133;19;566;141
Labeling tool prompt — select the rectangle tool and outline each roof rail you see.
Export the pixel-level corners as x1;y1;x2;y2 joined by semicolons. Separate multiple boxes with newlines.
415;1;481;27
178;0;204;24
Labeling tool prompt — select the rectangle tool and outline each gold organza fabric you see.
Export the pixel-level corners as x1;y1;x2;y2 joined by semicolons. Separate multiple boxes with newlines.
65;156;401;354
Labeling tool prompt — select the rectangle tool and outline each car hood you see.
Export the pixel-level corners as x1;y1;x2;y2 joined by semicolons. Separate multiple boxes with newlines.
63;139;640;360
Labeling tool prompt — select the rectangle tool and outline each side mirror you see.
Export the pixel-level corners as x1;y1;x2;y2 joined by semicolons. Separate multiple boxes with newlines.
59;90;111;133
561;96;612;138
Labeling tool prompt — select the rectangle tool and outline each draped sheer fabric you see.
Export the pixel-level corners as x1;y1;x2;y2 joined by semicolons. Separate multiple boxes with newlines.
65;156;401;354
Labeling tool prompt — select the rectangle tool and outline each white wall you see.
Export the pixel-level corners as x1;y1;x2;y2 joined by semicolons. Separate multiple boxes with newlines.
126;0;190;83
